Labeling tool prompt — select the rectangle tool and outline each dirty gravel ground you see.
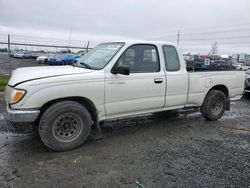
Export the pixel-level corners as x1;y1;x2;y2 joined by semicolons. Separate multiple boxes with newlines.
0;95;250;188
0;55;249;187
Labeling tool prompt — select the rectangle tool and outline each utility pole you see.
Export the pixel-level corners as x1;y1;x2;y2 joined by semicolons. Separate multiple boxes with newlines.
177;31;180;45
86;41;90;53
68;26;72;47
7;34;12;75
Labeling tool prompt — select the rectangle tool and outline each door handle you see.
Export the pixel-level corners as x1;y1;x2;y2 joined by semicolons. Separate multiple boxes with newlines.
154;78;163;83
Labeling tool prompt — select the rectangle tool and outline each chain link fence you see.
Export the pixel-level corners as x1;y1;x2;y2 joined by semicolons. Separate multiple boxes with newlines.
0;34;94;76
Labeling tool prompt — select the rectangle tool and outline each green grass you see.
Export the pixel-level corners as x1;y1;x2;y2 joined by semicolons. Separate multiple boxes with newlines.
0;75;10;91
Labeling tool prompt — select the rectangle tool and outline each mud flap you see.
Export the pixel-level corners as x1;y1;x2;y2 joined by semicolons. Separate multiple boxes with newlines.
90;120;103;140
226;99;230;111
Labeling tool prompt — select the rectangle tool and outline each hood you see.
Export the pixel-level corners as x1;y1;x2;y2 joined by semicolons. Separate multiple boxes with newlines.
9;65;94;86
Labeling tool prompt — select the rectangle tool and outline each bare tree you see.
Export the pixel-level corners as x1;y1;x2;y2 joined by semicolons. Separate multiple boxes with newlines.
210;42;218;55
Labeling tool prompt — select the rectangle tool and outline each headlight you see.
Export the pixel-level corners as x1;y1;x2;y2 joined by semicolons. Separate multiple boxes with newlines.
10;88;26;104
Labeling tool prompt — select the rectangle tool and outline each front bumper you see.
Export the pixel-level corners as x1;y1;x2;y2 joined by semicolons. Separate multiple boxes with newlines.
4;106;40;133
4;105;40;123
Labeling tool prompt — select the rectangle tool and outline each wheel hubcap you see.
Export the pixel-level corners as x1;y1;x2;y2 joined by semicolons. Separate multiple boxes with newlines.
53;113;82;142
211;97;223;115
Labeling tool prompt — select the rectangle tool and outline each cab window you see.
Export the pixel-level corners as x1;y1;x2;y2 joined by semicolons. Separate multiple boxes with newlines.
162;45;180;71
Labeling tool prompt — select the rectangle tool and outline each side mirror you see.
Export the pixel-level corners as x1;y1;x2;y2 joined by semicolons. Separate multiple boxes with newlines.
112;65;130;75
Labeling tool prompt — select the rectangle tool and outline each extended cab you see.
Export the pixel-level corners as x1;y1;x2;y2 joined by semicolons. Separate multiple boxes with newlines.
4;41;245;151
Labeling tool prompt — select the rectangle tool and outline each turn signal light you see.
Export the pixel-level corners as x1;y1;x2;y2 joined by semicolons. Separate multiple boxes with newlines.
10;88;26;104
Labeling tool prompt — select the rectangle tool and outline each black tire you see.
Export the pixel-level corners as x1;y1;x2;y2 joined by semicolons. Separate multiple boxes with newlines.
39;101;92;151
201;90;226;121
44;59;48;64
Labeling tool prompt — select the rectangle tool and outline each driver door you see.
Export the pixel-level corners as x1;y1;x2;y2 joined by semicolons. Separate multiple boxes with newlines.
105;44;166;118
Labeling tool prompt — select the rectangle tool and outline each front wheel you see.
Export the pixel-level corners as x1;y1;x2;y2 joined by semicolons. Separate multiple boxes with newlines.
201;90;227;121
39;101;92;151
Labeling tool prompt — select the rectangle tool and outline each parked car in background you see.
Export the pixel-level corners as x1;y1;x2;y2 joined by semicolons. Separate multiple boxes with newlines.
63;54;80;65
13;51;33;59
245;69;250;93
10;50;17;57
231;53;250;70
47;54;63;65
74;56;81;62
36;54;55;64
48;53;80;65
210;60;235;70
32;52;45;59
36;55;48;63
37;55;49;64
233;62;250;71
193;59;209;69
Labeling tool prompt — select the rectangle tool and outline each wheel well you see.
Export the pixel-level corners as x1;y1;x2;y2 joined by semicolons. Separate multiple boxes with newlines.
208;85;229;98
37;97;98;125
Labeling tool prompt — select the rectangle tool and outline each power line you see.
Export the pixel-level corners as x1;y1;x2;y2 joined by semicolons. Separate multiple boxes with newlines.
181;35;250;41
181;41;250;45
144;22;250;40
146;28;250;41
179;22;250;32
181;28;250;36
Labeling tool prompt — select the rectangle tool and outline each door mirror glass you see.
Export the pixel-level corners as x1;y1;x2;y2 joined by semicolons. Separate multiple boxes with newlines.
112;65;130;75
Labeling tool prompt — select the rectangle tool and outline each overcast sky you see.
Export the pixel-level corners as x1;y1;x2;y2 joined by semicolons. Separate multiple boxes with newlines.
0;0;250;54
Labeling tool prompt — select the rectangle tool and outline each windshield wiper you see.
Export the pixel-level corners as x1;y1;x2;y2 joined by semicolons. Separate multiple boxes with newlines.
75;62;93;69
80;62;93;69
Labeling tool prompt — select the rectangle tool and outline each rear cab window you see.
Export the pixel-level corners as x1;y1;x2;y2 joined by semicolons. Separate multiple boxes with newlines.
162;45;180;71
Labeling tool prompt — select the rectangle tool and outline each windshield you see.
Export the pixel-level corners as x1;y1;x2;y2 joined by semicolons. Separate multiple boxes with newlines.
76;42;124;70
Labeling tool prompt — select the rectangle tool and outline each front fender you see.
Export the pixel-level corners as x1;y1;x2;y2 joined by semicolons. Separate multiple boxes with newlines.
11;75;106;119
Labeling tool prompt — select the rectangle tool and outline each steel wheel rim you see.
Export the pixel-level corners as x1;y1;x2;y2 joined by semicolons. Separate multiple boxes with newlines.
211;97;223;115
52;113;83;142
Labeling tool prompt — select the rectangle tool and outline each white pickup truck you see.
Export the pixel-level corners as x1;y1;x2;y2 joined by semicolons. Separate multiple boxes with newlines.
4;41;245;151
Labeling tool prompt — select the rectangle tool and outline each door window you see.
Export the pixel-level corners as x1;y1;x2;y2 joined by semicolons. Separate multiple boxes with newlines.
114;44;160;73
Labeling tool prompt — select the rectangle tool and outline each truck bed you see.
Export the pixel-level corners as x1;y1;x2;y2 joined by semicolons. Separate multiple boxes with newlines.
186;70;245;107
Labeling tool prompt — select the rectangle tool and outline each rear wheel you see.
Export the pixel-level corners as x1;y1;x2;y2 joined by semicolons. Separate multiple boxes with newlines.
201;90;226;121
39;101;92;151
